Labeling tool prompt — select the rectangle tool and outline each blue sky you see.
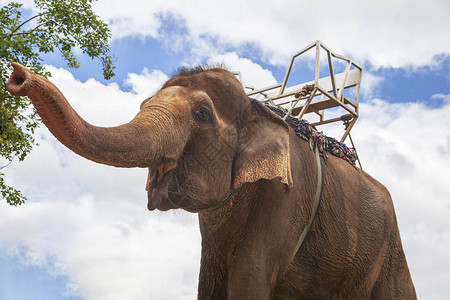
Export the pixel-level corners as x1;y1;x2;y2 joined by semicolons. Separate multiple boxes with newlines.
1;0;450;299
0;252;78;300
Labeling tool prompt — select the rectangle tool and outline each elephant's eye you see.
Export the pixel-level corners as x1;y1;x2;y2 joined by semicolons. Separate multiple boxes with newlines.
193;107;211;123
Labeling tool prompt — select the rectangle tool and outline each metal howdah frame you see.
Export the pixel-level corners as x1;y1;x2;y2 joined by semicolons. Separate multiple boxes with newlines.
236;40;363;145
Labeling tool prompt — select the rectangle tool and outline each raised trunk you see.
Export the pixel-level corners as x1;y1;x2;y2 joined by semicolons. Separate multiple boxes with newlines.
6;63;188;168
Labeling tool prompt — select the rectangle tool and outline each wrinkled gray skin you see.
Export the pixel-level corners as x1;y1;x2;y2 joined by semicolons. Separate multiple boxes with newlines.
7;63;416;299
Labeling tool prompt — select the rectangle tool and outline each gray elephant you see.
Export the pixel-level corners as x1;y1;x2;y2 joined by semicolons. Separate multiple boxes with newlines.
7;63;416;299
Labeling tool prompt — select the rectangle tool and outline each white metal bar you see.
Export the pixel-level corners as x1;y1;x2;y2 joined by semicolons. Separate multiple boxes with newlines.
291;40;320;60
337;61;351;101
314;42;321;84
247;83;282;97
340;116;357;143
327;50;338;97
280;41;320;96
296;88;318;119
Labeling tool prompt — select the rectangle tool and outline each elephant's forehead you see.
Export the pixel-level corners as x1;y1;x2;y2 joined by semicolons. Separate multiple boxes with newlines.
153;86;211;105
141;86;193;110
155;85;188;98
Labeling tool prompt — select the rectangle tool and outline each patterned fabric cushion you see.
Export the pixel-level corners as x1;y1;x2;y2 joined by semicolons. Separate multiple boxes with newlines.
265;104;358;167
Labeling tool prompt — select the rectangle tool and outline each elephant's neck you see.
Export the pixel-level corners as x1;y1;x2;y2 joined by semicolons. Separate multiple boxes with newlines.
196;137;319;296
197;182;261;297
198;182;258;239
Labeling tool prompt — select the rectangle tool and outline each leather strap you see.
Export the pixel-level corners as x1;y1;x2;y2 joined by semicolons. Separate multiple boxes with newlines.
205;188;239;212
290;147;323;262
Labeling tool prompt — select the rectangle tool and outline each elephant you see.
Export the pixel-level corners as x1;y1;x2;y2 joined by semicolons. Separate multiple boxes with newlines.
6;63;416;299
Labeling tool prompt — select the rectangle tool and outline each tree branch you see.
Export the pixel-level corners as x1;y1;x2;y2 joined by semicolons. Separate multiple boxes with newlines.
4;23;46;38
0;155;16;171
7;12;46;38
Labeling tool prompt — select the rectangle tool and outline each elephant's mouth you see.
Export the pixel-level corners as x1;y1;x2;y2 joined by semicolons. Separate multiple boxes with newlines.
147;162;178;211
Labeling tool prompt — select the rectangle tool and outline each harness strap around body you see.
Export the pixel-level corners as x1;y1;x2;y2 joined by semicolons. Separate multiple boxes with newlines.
205;188;239;212
290;147;323;262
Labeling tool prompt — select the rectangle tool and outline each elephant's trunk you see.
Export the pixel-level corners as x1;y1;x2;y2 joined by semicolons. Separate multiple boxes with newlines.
6;63;189;168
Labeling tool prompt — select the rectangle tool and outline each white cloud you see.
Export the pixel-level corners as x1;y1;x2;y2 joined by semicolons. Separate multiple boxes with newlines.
360;72;384;98
1;61;450;299
0;195;201;300
18;0;450;69
208;52;278;89
431;93;450;104
124;67;169;97
42;65;141;126
0;67;200;299
92;0;450;69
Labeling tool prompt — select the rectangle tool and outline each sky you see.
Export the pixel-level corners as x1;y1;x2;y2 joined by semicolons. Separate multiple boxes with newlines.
1;0;450;299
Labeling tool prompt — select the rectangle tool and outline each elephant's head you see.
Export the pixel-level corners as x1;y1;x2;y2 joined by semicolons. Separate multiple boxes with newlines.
6;63;292;212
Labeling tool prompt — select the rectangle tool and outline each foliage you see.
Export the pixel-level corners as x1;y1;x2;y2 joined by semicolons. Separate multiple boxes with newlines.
0;0;115;206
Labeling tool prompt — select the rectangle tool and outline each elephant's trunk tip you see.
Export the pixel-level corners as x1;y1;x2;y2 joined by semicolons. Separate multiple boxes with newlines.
6;62;30;97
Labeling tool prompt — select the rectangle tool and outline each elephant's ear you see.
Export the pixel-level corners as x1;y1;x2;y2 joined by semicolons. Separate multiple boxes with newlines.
232;99;293;190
